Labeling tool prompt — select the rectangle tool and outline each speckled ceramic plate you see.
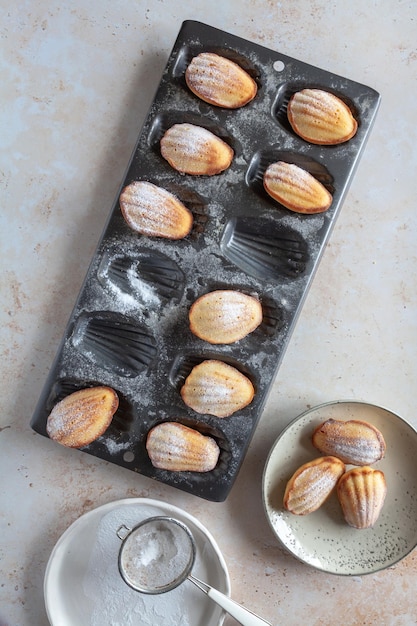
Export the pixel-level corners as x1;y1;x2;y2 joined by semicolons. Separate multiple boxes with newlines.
262;401;417;575
44;497;230;625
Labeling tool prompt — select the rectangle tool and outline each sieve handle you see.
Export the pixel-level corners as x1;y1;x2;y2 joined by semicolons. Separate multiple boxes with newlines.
116;524;131;540
188;574;273;626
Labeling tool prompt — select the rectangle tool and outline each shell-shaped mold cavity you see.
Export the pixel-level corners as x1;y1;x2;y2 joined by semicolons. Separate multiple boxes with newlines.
71;311;157;378
98;249;185;303
246;149;334;201
220;216;309;280
271;82;358;140
259;296;286;336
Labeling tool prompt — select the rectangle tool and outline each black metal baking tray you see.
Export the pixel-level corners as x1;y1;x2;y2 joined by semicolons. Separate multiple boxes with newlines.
31;20;380;501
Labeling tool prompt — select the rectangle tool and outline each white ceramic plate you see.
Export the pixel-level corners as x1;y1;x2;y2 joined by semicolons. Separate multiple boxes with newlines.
44;498;230;626
263;401;417;576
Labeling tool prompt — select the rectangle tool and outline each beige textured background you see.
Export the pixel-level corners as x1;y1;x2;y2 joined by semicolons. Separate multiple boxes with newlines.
1;1;416;624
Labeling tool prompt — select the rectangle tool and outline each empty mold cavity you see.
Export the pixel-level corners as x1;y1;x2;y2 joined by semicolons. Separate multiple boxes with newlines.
258;295;286;337
98;249;186;303
246;148;334;199
163;182;209;235
271;81;359;138
71;311;157;378
220;216;310;281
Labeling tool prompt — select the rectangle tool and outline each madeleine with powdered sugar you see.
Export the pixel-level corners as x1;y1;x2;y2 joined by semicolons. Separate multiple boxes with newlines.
146;422;220;472
119;181;193;239
181;359;254;418
264;161;332;214
46;386;119;448
160;123;233;175
283;456;346;515
189;290;262;344
337;466;387;529
312;418;386;466
287;88;358;145
185;52;257;109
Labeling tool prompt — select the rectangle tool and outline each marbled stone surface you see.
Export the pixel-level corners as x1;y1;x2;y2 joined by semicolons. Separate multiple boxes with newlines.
1;2;416;624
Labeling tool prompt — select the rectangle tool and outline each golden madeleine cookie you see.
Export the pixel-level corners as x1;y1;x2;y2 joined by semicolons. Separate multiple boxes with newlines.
283;456;346;515
160;123;234;175
185;52;257;109
180;359;255;418
337;466;387;529
146;421;220;472
189;290;262;344
312;418;386;466
119;181;193;239
263;161;332;214
287;88;358;145
46;386;119;448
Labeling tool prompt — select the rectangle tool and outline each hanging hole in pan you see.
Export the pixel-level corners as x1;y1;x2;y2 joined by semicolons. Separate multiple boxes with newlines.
71;311;157;378
273;59;285;72
123;450;135;463
220;216;310;281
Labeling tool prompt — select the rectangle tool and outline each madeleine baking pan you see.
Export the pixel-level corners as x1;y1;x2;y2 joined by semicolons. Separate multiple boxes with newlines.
31;20;380;501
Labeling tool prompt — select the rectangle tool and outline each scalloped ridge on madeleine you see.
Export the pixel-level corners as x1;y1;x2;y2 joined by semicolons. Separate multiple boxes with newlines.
287;88;358;145
189;290;263;344
146;422;220;472
263;161;332;214
119;181;193;239
181;359;254;418
337;466;387;529
185;52;257;109
283;456;346;515
160;123;234;175
46;386;119;448
312;418;386;466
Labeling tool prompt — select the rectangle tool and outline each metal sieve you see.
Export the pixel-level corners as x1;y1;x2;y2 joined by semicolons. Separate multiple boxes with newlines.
116;516;272;626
